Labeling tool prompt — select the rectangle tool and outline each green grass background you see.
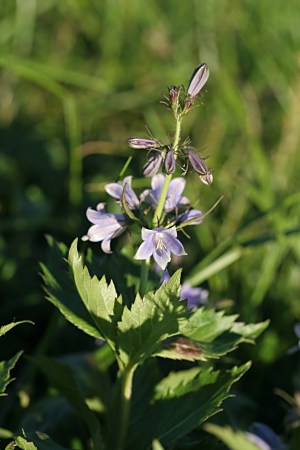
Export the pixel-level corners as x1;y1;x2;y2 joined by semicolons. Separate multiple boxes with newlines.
1;0;300;444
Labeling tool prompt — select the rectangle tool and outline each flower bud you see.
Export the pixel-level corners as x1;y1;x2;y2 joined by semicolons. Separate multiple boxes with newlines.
168;86;180;104
163;149;176;174
187;63;209;98
143;154;163;177
186;149;213;185
127;137;160;149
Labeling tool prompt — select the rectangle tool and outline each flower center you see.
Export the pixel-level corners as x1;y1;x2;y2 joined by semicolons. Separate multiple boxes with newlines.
155;233;166;251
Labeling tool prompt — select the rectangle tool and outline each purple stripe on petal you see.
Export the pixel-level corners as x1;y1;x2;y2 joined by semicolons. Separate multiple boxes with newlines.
153;247;171;270
163;233;186;256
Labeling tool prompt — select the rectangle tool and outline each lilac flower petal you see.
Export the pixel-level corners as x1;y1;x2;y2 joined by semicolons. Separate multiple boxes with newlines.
168;177;186;199
164;226;177;237
141;227;156;240
165;177;189;211
250;423;286;450
86;224;119;242
245;433;271;450
179;209;203;225
101;238;112;254
151;173;165;193
162;232;186;256
134;239;154;260
180;284;208;310
105;183;123;200
86;207;105;224
153;247;171;270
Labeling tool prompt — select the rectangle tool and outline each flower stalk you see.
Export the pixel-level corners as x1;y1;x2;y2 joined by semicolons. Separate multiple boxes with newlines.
108;364;137;450
153;117;182;227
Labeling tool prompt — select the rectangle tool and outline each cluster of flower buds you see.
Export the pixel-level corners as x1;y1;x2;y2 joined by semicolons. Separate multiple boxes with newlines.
127;136;213;184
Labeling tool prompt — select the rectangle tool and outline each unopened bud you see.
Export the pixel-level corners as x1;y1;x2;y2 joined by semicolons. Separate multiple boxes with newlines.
168;86;180;104
187;149;213;185
163;149;176;174
143;154;163;177
127;137;160;149
187;63;209;98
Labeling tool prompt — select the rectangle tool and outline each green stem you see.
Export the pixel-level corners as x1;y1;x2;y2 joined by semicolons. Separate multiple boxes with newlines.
153;117;182;227
111;364;137;450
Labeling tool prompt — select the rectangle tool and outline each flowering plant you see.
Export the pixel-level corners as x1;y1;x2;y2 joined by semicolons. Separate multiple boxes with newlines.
7;64;268;450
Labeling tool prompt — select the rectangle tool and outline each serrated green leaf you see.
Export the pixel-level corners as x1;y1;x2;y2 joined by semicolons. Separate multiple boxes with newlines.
0;321;34;338
231;320;269;339
41;238;122;349
13;436;38;450
41;239;103;340
204;424;262;450
117;270;189;365
153;367;202;399
33;356;104;450
68;239;121;348
185;308;238;343
0;351;23;396
126;362;251;450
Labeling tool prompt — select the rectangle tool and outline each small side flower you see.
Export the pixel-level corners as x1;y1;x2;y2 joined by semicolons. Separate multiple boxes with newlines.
82;203;128;254
180;284;208;310
134;226;186;270
141;174;190;212
105;176;140;210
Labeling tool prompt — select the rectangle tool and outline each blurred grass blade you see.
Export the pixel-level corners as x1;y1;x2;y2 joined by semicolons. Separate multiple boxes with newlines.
186;248;242;286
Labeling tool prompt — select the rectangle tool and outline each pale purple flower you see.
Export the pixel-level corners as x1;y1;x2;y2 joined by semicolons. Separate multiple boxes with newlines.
134;226;186;270
178;209;203;226
141;174;189;212
180;284;208;310
105;176;139;210
187;63;209;98
82;203;128;254
245;423;286;450
143;153;163;177
160;270;208;310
